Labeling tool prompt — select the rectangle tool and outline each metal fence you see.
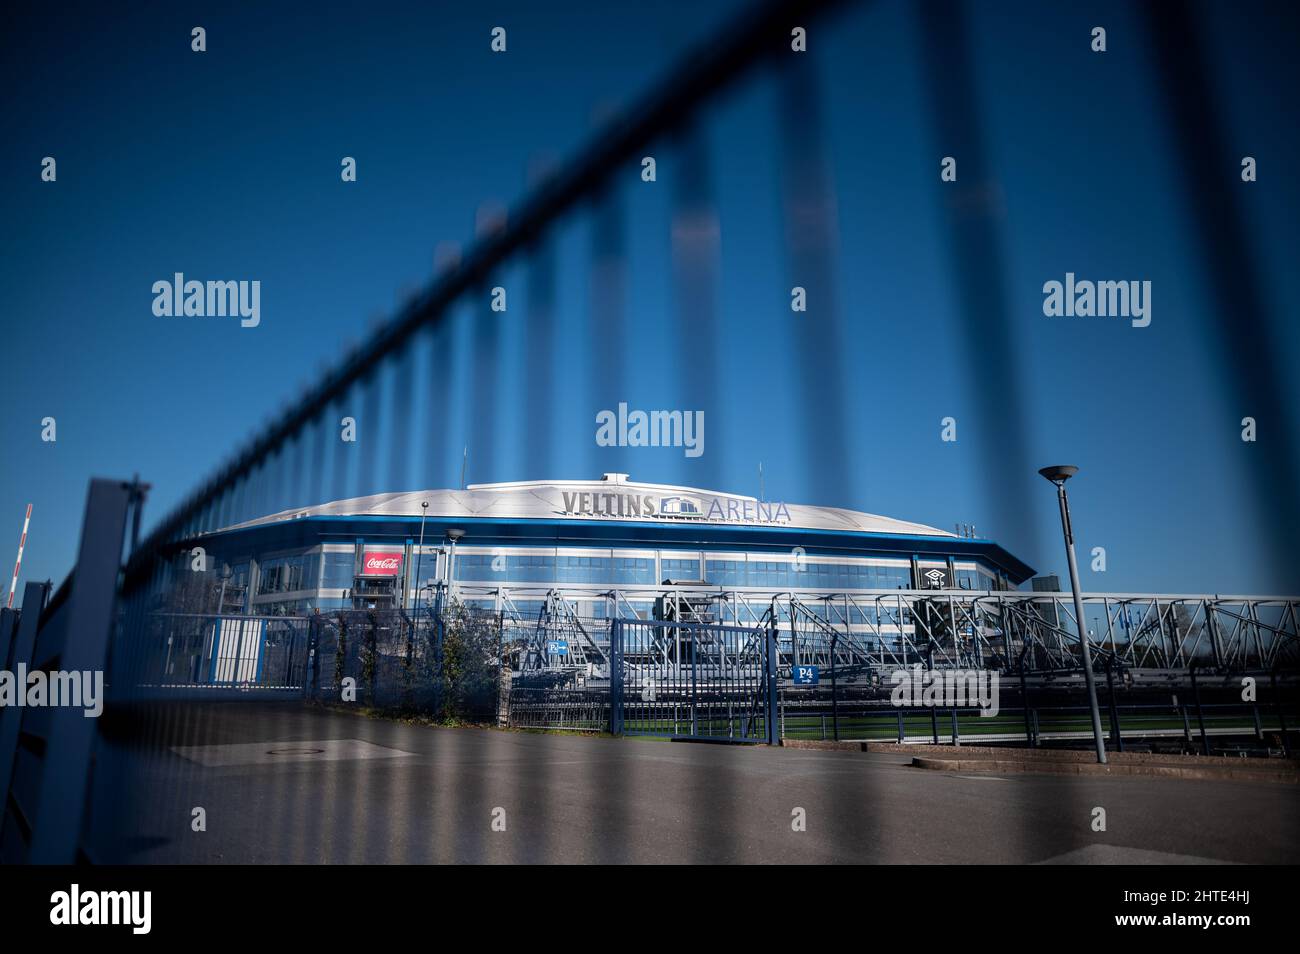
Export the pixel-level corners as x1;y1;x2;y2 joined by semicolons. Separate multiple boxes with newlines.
775;690;1295;757
506;687;611;733
611;618;776;742
6;0;1300;861
508;617;778;743
305;607;501;721
142;613;312;690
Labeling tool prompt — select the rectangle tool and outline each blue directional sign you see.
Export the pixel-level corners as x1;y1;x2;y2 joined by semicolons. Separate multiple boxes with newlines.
792;665;819;685
547;640;569;656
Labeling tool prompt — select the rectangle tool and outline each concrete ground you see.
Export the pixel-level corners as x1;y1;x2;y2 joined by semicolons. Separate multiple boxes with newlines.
90;701;1300;864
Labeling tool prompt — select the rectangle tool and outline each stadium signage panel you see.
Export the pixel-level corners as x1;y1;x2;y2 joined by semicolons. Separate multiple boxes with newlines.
361;551;403;576
792;665;819;685
920;566;952;589
559;490;790;525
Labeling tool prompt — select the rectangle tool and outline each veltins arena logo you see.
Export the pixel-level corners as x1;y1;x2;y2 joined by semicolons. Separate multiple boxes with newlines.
560;490;791;525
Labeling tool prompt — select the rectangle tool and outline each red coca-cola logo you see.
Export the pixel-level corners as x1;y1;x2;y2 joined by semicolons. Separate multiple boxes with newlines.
362;551;402;575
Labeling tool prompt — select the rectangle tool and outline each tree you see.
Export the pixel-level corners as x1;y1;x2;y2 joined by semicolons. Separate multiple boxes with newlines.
437;599;501;722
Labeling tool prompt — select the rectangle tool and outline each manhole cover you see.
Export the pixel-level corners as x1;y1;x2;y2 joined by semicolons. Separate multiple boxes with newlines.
266;747;327;756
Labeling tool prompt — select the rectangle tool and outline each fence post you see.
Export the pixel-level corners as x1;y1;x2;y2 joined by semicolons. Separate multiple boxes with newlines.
1175;693;1191;747
0;581;51;811
494;612;505;724
1019;666;1035;747
1190;664;1211;756
609;620;623;735
497;661;512;727
305;613;320;700
1105;659;1124;752
0;607;17;673
284;626;297;688
27;479;134;864
765;619;779;745
1272;669;1291;757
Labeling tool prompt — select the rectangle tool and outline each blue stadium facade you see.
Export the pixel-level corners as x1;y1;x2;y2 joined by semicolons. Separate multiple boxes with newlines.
187;473;1035;622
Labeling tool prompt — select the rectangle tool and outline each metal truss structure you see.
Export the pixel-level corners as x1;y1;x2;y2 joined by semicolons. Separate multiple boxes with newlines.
517;590;608;678
457;582;1300;685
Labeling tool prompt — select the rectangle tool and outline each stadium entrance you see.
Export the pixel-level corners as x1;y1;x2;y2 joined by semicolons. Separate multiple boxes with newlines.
610;618;778;743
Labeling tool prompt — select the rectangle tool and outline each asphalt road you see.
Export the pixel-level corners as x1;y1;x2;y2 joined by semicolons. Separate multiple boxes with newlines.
90;701;1300;864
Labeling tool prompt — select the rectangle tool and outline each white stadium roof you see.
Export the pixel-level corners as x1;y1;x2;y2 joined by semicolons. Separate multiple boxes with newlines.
224;473;956;539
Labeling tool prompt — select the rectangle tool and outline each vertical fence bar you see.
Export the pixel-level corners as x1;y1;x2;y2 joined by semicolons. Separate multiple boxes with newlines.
765;620;779;745
1105;660;1124;753
609;619;623;736
0;581;51;808
26;480;133;864
1190;664;1210;756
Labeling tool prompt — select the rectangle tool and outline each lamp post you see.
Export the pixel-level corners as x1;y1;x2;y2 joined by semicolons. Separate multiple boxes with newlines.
217;562;233;616
412;501;429;612
1038;465;1108;764
445;528;465;598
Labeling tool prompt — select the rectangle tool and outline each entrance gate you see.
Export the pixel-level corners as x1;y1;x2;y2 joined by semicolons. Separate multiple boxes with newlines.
610;618;778;743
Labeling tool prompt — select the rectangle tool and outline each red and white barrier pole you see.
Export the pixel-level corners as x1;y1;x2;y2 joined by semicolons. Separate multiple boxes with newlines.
7;503;32;609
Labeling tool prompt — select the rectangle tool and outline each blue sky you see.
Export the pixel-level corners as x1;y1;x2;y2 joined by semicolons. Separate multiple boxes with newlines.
2;0;1297;596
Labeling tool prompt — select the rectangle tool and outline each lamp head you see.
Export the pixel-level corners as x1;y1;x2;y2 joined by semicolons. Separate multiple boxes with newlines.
446;528;465;542
1038;465;1079;486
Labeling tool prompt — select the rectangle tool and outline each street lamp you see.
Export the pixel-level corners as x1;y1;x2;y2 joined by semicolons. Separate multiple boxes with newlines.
411;501;429;611
445;529;465;597
217;562;233;616
1038;465;1108;764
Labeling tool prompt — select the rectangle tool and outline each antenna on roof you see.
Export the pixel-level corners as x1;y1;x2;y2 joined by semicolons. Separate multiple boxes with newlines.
460;445;468;491
758;462;764;502
7;503;32;609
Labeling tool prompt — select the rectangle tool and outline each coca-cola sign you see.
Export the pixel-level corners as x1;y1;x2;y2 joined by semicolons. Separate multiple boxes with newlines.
361;551;403;576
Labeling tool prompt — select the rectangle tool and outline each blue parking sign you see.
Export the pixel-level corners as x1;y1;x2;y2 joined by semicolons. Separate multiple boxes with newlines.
792;665;819;685
547;640;569;656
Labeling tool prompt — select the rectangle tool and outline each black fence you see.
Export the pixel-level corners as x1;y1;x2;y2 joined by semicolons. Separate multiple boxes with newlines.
140;613;312;690
775;686;1297;757
611;618;777;742
307;606;502;722
506;687;611;733
7;0;1300;865
506;618;779;742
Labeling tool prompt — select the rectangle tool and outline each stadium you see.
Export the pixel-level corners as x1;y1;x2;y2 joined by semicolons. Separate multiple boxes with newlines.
151;469;1295;713
145;471;1045;689
181;471;1033;622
